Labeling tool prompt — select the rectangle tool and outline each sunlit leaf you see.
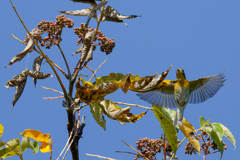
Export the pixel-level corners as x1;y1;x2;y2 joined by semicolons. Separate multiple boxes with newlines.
32;56;44;86
58;8;97;19
201;126;212;135
40;137;52;153
75;77;120;103
20;129;51;143
152;106;177;153
213;123;236;149
5;36;34;68
180;119;200;153
210;129;224;159
90;103;106;130
211;123;223;141
0;124;3;138
40;142;52;153
167;110;200;153
12;78;27;111
21;136;39;154
102;5;140;26
200;116;206;128
0;138;20;158
100;100;146;125
20;129;52;153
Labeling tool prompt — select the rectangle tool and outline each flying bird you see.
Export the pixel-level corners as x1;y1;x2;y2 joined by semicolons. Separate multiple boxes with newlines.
137;69;226;127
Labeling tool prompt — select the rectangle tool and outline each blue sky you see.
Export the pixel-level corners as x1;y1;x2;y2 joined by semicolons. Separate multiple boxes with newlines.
0;0;239;160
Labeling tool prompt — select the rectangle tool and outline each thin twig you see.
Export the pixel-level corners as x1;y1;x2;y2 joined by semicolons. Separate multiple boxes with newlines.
57;124;75;160
57;44;71;77
47;58;69;79
9;0;70;102
41;86;64;94
115;151;137;155
170;137;186;160
89;58;108;81
114;102;153;110
11;34;25;44
84;65;97;80
121;140;146;158
43;96;64;99
84;65;94;73
86;153;117;160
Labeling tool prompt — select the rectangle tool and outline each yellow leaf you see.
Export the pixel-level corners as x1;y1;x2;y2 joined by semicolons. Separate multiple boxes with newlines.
40;137;53;153
0;123;3;138
180;118;200;154
20;129;52;153
20;129;50;143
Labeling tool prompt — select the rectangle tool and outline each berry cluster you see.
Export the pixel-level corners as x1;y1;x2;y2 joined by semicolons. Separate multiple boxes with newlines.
74;23;115;55
25;15;74;49
135;137;178;160
185;130;227;155
135;137;163;160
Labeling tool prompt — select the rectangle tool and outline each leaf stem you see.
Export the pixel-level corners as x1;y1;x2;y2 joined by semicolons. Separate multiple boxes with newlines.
170;137;186;160
57;44;71;77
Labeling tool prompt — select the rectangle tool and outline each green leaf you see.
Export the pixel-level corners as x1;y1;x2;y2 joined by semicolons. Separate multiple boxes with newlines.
200;116;206;128
201;127;212;135
210;129;224;159
218;123;236;149
90;103;106;130
21;136;39;154
0;141;5;148
0;138;20;158
152;106;177;153
211;123;223;141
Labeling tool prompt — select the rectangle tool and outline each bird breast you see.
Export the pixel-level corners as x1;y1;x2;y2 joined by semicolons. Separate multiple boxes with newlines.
174;83;190;106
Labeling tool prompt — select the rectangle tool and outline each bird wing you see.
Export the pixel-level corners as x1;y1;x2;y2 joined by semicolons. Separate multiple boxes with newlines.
137;80;177;108
188;72;226;104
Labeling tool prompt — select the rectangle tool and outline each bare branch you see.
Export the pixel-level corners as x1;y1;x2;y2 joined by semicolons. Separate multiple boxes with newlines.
86;153;117;160
114;102;153;110
89;58;108;81
41;86;64;94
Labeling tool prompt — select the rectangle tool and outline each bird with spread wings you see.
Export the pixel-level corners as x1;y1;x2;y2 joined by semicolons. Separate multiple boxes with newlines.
137;69;226;127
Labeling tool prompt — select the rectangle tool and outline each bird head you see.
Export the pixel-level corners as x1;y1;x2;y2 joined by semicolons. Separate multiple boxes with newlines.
176;69;186;80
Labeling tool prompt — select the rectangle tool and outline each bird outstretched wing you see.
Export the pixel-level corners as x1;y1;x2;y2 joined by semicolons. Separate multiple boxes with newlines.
137;80;177;108
188;72;226;104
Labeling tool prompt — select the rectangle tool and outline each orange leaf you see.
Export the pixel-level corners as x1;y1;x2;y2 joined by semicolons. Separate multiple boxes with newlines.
20;129;50;143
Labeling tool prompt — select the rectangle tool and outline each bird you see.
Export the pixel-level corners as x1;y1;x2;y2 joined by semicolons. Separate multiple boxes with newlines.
137;69;226;127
